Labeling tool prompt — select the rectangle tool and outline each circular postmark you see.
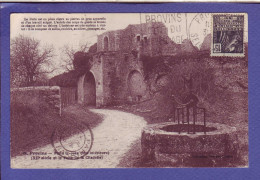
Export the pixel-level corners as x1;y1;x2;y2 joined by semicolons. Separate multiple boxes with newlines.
51;121;93;160
188;13;211;49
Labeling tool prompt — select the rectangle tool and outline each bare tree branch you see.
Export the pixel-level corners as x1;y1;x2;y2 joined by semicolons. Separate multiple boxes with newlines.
59;42;89;72
10;35;55;87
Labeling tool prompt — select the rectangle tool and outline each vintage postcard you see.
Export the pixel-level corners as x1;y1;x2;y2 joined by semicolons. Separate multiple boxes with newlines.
10;13;248;168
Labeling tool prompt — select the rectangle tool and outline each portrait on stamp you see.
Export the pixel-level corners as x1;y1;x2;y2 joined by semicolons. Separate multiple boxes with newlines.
10;13;248;168
211;14;246;57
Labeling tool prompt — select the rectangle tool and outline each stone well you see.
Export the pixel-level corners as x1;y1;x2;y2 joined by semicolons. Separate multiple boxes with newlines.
141;122;238;163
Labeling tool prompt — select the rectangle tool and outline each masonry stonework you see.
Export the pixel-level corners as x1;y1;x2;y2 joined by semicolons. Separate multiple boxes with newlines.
11;86;61;115
78;22;181;107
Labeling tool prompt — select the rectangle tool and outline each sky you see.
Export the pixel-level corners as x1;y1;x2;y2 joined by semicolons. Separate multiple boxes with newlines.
10;13;248;77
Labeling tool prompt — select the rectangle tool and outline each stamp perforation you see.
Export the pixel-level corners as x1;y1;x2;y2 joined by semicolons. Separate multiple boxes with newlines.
210;13;247;57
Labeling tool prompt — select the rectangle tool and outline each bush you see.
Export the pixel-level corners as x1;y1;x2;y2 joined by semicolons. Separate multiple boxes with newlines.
11;92;59;157
139;54;248;127
73;52;92;75
49;70;78;87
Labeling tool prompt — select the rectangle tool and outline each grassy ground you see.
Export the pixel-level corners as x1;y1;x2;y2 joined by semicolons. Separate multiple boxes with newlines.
10;93;103;157
10;88;247;167
115;91;248;167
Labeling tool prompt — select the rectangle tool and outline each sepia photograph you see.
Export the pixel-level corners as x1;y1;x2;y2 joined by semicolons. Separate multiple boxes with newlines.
10;13;248;168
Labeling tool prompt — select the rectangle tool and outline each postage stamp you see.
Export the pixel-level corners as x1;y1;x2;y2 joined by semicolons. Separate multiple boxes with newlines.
10;13;248;168
211;13;246;57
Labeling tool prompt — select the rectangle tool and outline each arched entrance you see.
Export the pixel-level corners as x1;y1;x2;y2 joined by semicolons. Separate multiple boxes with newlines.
127;70;146;102
83;72;96;106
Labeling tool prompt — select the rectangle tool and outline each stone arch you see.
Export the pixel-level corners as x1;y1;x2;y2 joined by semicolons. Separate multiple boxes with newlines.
77;71;96;106
103;36;109;51
127;70;146;102
83;71;96;105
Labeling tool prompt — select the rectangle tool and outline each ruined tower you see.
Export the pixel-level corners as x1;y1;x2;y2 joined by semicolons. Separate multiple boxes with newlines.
77;22;178;107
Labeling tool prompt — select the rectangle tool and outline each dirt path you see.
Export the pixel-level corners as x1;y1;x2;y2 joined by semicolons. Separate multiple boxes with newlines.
11;109;147;168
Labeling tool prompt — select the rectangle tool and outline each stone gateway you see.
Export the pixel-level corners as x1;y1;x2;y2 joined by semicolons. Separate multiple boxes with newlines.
77;22;179;107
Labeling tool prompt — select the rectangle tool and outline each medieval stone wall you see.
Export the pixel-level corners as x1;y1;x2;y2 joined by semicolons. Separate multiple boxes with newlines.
97;22;174;56
79;22;188;107
11;86;61;115
78;53;104;107
95;23;172;105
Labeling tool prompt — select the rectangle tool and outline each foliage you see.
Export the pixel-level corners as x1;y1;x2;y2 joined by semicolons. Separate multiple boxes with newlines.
49;70;78;87
51;43;95;87
88;43;97;54
140;53;248;124
50;52;93;87
73;51;92;75
60;42;89;71
10;35;55;87
141;55;170;80
168;59;216;103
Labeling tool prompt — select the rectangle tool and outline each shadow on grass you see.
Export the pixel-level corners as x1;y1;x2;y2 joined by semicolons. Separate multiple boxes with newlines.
11;101;103;158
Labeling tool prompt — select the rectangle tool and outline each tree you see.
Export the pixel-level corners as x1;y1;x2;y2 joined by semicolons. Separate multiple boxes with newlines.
73;51;92;76
60;42;89;72
10;35;55;87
